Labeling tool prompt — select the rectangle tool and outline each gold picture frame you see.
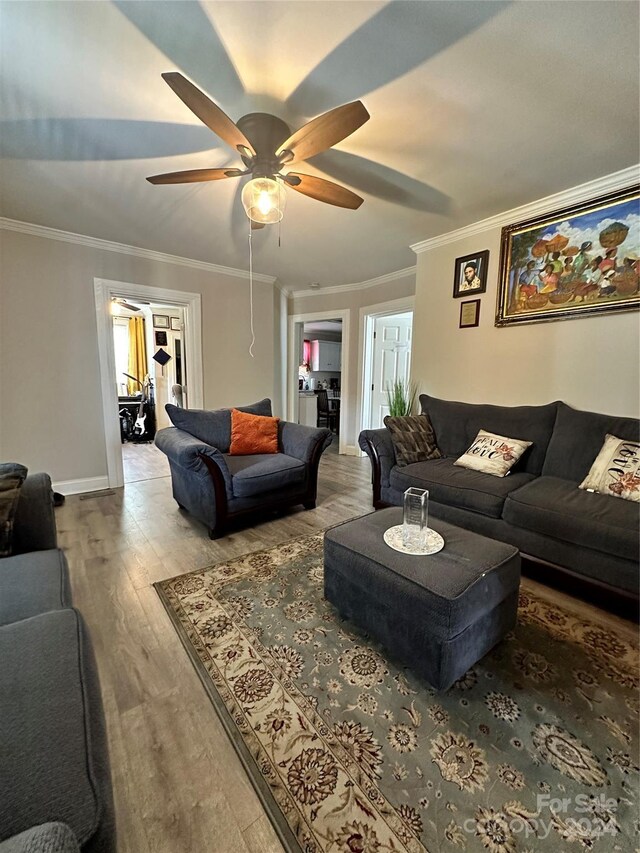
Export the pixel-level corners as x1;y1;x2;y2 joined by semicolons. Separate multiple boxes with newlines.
495;185;639;326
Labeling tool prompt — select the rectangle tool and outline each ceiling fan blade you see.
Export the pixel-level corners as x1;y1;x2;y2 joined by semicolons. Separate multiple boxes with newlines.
251;220;265;230
285;173;364;209
114;299;142;312
277;101;369;165
146;168;241;185
162;72;253;154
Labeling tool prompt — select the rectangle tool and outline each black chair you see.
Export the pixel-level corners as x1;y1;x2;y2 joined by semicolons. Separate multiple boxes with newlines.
317;390;338;433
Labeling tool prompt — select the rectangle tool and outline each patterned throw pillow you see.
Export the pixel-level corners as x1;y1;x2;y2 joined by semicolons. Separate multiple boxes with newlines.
0;462;28;556
384;415;441;467
454;430;532;477
579;434;640;502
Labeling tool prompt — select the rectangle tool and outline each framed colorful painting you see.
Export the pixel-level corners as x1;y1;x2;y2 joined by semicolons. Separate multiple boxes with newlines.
495;185;639;326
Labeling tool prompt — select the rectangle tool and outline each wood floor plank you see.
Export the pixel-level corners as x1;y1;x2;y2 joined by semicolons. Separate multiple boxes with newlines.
242;814;287;853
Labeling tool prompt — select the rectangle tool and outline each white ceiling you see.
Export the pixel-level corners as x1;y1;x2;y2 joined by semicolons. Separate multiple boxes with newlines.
1;1;638;292
304;320;342;335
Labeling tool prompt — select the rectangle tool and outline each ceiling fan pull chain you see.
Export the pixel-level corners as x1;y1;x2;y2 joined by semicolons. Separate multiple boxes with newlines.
248;218;255;358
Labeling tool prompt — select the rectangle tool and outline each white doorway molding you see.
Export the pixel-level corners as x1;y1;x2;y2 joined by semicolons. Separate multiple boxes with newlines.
357;296;415;452
94;278;204;489
287;309;350;455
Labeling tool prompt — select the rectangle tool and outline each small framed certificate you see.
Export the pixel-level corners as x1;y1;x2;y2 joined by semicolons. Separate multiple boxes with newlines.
459;299;481;329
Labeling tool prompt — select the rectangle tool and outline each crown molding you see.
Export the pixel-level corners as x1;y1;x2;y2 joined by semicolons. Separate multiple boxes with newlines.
0;216;277;284
410;164;640;255
290;265;416;299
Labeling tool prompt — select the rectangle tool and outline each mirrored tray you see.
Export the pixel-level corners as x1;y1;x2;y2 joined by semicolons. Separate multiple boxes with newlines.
383;524;445;556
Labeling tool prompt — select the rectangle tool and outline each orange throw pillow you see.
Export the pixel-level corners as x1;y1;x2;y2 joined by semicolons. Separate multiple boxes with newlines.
229;409;280;455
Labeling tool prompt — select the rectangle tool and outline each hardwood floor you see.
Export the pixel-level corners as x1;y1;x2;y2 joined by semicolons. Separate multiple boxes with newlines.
122;441;170;484
56;442;370;853
55;443;635;852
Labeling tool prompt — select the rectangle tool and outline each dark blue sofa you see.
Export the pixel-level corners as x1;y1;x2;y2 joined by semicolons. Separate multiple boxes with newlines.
0;475;115;853
359;396;639;610
155;399;332;538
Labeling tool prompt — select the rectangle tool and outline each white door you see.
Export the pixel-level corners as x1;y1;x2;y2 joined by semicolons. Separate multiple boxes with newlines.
369;312;413;428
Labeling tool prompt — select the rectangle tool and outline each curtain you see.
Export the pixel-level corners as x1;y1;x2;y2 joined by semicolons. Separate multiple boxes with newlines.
127;317;147;394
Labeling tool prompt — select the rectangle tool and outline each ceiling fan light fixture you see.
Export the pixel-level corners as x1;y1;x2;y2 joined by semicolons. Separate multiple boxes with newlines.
241;176;285;224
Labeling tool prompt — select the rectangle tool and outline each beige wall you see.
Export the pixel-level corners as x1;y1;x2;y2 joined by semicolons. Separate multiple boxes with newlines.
0;230;275;483
411;231;640;418
290;271;416;448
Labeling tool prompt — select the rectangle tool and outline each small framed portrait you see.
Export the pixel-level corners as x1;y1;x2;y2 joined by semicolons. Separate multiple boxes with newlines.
152;314;169;329
155;331;168;346
459;299;481;328
170;317;181;331
453;250;490;298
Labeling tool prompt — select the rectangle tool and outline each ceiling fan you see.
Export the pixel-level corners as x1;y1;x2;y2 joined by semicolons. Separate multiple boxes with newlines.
146;72;370;228
111;297;149;312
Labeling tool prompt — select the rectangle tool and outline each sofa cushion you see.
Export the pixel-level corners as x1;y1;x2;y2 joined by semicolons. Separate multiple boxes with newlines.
419;395;558;475
11;473;57;555
0;823;80;853
389;457;535;518
503;476;640;562
165;399;272;452
383;414;441;466
0;549;71;627
0;610;108;849
226;453;306;498
542;402;640;483
0;463;28;557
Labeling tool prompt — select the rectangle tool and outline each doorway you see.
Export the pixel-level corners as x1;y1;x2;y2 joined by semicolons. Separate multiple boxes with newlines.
111;299;186;483
360;298;414;434
299;319;342;452
94;279;204;489
369;312;412;428
288;309;350;454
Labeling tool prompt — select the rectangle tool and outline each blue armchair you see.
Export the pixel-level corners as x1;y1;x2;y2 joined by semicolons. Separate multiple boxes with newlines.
155;399;332;538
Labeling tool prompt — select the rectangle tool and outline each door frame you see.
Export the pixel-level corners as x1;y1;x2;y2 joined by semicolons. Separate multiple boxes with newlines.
94;277;204;488
357;296;414;447
287;309;350;455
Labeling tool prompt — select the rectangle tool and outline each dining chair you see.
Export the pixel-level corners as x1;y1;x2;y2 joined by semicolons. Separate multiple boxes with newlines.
317;390;338;433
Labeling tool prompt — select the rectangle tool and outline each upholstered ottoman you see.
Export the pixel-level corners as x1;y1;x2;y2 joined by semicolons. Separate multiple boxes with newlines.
324;508;520;690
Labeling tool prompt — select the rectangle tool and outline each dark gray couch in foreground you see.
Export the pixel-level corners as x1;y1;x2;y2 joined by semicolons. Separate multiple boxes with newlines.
0;475;115;853
359;396;639;607
156;399;332;538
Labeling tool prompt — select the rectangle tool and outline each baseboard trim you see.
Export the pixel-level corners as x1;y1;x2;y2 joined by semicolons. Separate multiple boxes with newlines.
52;476;110;496
344;445;358;456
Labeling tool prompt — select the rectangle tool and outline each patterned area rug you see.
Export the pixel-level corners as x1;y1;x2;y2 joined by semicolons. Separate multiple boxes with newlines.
155;535;639;853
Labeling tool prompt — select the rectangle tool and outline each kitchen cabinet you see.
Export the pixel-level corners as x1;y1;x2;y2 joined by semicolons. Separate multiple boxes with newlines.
310;340;341;372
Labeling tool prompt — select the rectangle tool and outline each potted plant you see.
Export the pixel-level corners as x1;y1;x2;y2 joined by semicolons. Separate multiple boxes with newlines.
386;380;417;417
